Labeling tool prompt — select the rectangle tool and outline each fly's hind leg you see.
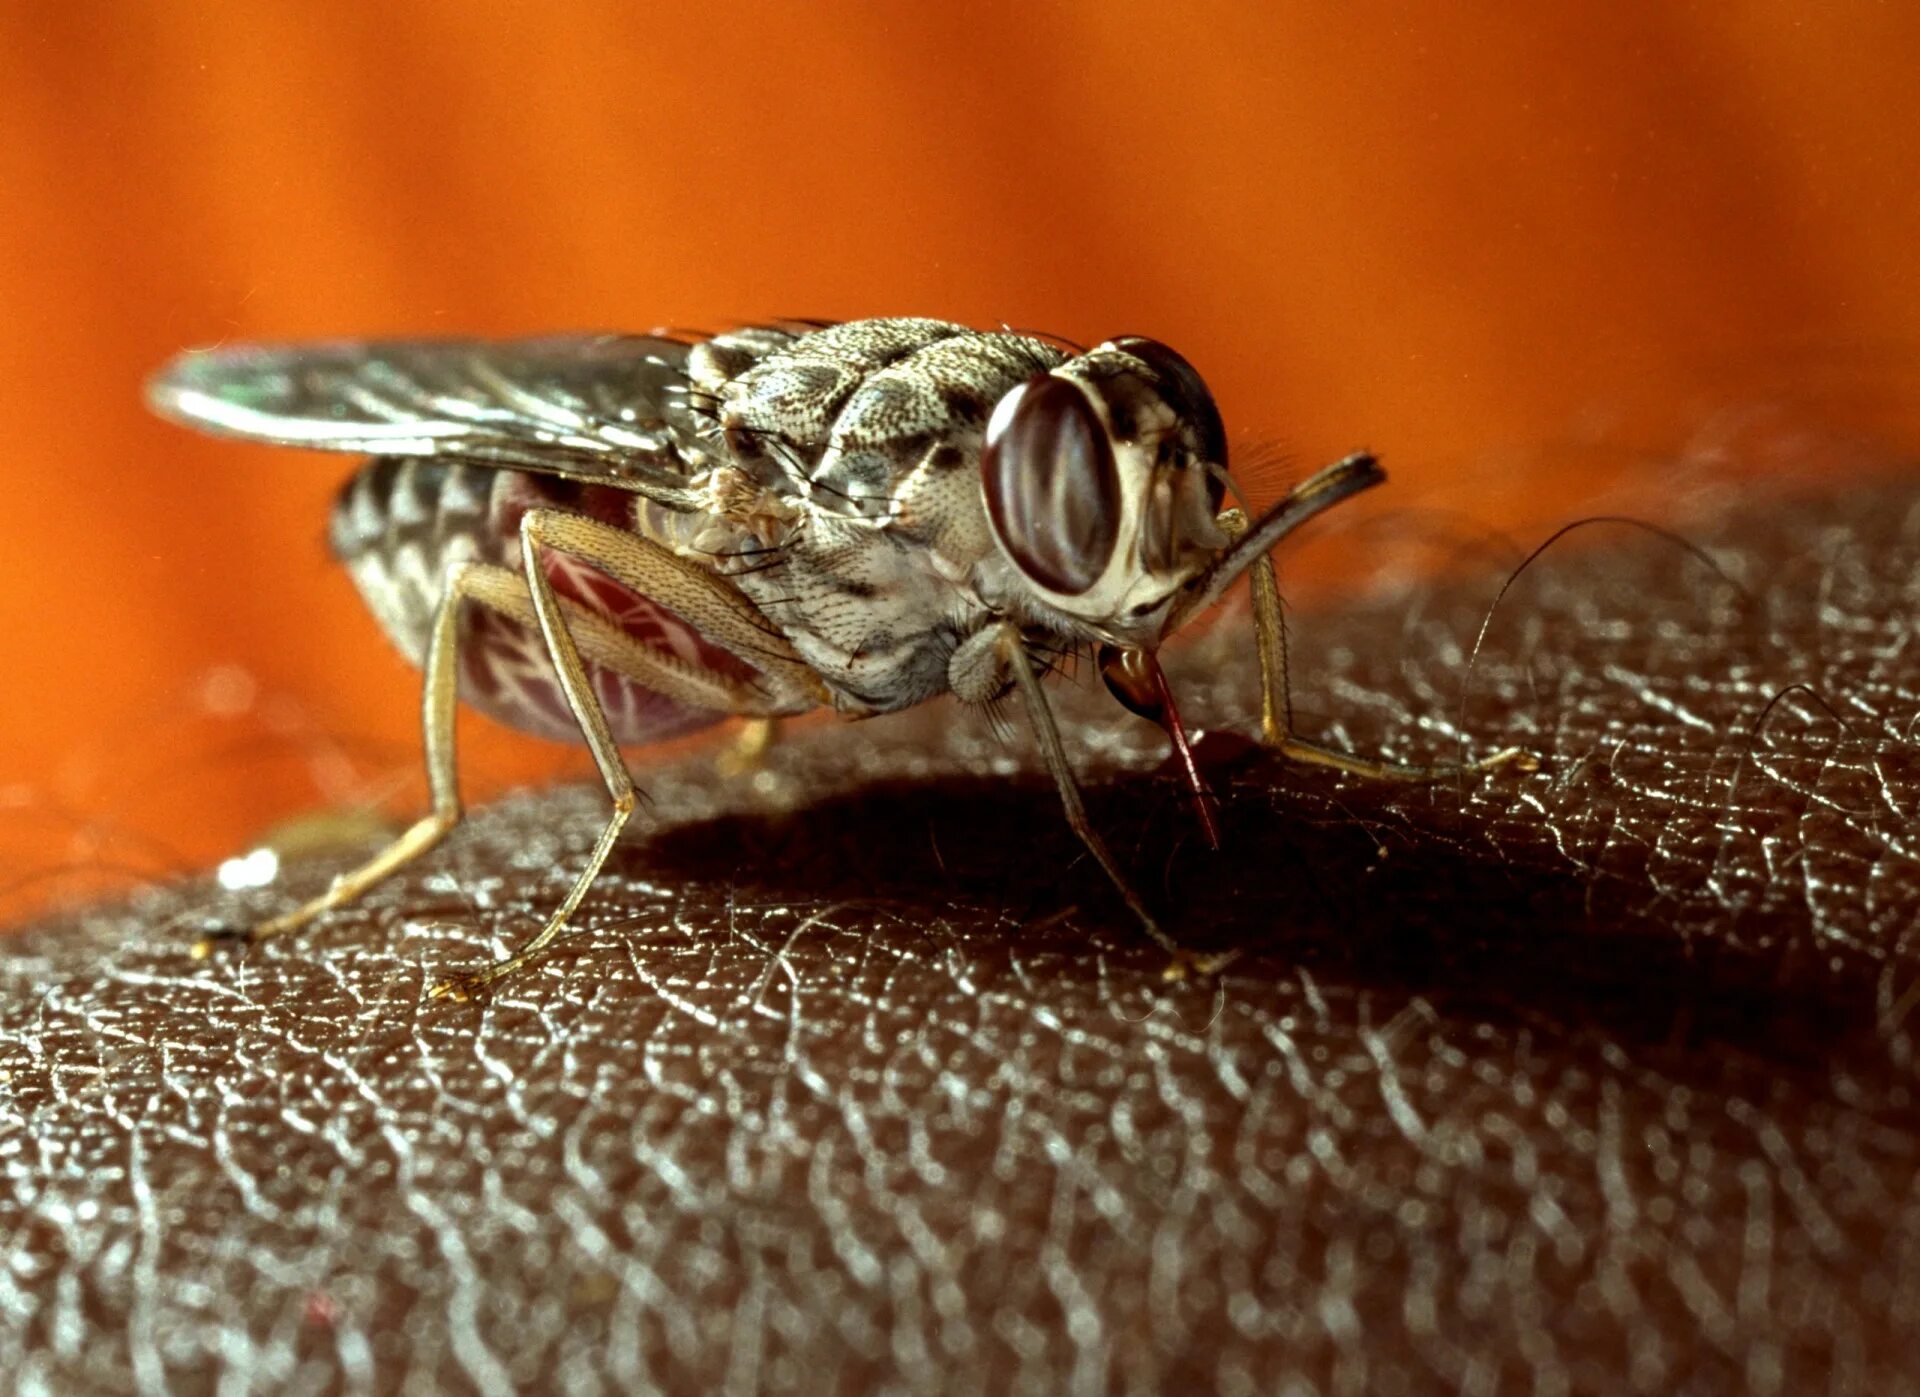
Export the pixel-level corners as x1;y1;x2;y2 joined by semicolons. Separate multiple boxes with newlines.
429;508;818;1001
201;558;485;960
1219;505;1536;782
227;504;808;989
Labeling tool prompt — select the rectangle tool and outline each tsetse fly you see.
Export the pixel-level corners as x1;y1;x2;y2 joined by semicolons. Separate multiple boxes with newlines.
149;318;1528;997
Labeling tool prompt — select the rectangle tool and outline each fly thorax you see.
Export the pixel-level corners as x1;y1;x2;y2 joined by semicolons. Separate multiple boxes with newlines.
712;319;976;497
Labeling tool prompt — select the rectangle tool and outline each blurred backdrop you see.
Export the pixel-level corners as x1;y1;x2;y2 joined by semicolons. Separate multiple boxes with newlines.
2;3;1918;917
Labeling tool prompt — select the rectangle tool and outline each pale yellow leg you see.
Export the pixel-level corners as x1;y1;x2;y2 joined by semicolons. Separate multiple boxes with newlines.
1248;544;1291;748
1000;624;1234;981
429;508;820;998
222;508;808;992
198;559;483;959
1219;506;1536;782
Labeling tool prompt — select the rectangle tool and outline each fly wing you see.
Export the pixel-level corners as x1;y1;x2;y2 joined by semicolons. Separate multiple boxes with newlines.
147;334;709;500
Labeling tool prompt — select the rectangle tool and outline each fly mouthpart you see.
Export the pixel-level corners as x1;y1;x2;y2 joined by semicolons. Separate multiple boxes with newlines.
1099;645;1222;850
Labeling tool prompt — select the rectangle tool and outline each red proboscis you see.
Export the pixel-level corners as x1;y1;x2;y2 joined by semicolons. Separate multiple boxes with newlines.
1145;654;1222;851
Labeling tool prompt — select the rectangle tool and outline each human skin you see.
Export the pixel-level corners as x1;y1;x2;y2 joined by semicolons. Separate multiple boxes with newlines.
3;478;1918;1394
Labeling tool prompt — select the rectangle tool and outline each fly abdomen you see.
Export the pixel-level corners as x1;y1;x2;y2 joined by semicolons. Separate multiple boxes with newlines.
330;458;503;665
328;457;747;748
331;457;658;661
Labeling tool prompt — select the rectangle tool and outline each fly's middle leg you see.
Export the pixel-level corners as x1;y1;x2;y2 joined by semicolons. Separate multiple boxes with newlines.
425;519;638;1000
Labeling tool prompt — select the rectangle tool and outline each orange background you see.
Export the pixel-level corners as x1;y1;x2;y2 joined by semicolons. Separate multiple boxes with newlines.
3;3;1918;916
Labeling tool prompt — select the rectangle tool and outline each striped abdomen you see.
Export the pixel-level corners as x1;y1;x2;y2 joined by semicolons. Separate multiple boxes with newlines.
329;459;754;746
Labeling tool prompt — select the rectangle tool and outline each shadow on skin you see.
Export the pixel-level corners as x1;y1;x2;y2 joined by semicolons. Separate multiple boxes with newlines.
642;757;1880;1080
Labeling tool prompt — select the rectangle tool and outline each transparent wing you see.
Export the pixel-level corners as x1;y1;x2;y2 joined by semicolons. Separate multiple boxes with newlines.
147;334;709;497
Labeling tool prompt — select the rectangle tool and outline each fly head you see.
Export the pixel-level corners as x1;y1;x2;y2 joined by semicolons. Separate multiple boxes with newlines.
979;337;1231;649
977;335;1392;851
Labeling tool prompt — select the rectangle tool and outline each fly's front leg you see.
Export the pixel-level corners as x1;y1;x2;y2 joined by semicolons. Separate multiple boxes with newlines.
203;558;482;959
1234;509;1292;748
1216;505;1535;783
997;624;1232;980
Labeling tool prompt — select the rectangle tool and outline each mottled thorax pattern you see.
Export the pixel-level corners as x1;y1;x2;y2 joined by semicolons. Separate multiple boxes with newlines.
697;322;1067;713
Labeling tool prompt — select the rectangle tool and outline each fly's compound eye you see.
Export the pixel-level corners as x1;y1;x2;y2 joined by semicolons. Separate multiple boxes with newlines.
981;373;1122;596
1111;336;1228;512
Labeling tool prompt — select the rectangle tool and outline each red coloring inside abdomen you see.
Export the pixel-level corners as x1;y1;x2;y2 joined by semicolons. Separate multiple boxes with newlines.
457;475;761;747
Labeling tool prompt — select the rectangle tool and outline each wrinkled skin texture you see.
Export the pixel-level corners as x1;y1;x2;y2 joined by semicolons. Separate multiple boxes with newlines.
6;482;1920;1394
